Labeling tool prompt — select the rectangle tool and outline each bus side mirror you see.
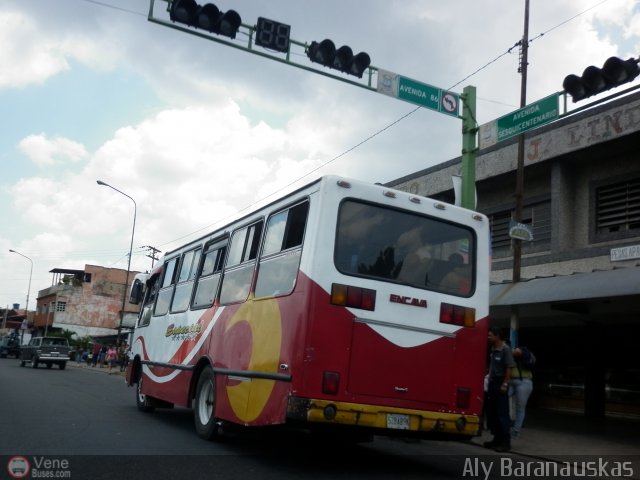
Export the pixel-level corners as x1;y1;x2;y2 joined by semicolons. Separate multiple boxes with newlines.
129;279;144;305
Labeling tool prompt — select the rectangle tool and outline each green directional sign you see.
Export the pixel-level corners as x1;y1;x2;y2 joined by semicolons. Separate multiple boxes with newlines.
496;93;559;142
397;76;440;111
377;69;459;117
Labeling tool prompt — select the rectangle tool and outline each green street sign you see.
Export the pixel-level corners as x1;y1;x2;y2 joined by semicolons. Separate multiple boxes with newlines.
397;76;440;110
496;93;559;142
377;69;459;117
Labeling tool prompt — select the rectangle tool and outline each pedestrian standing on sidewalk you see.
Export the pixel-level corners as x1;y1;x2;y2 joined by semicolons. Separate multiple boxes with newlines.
509;346;535;438
76;347;84;367
118;341;129;372
484;326;515;452
91;342;101;367
106;344;118;374
98;344;107;367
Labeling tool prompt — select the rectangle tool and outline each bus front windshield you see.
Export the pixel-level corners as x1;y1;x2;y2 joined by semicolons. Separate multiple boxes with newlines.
335;200;475;296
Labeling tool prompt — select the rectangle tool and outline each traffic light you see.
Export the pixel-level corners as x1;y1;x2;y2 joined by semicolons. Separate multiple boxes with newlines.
562;56;640;102
307;39;371;78
169;0;242;39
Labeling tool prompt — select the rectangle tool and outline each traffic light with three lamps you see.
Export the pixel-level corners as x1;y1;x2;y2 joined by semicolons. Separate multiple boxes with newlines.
307;39;371;78
169;0;241;39
563;56;640;102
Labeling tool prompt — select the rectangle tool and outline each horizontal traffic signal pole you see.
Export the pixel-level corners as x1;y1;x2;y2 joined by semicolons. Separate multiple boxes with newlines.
148;0;378;93
148;0;476;209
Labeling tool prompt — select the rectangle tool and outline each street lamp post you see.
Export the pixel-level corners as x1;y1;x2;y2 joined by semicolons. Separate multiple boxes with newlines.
97;180;137;346
9;249;33;338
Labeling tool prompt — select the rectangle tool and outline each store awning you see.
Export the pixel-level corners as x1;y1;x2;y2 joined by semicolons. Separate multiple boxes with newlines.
490;266;640;306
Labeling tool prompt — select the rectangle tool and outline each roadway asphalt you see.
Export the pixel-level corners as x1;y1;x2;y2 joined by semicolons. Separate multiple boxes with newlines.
70;361;640;476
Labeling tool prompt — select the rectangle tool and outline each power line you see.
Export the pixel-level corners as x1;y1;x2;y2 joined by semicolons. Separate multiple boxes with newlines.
77;0;145;17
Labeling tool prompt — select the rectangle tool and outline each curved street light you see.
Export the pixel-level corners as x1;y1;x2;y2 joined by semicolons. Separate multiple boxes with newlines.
97;180;137;346
9;249;33;335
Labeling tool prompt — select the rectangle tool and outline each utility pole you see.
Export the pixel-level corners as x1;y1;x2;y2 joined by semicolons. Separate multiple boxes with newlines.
461;86;478;210
510;0;530;348
142;245;161;268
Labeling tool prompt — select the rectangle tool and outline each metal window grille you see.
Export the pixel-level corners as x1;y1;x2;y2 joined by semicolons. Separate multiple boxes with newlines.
489;201;551;250
596;179;640;234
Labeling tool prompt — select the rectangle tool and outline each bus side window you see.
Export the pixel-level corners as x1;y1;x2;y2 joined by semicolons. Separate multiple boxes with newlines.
154;257;179;316
219;221;263;305
138;274;159;327
192;239;227;309
170;248;202;313
255;201;308;298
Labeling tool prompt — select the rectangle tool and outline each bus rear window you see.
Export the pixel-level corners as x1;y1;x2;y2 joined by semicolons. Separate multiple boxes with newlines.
335;200;475;296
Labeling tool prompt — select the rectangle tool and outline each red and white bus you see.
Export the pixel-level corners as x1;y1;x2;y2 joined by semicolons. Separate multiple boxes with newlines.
126;175;490;441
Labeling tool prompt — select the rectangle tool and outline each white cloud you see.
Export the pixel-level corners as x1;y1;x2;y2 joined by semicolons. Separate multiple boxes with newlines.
0;9;115;89
18;134;89;167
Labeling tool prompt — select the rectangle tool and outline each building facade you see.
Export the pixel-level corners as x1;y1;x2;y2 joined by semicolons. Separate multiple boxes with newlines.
34;265;141;340
388;90;640;417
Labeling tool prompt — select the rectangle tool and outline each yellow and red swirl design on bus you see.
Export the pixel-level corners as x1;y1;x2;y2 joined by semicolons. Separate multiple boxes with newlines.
223;297;282;423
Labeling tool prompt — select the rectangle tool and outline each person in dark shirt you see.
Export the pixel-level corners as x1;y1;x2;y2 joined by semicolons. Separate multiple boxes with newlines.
484;326;515;452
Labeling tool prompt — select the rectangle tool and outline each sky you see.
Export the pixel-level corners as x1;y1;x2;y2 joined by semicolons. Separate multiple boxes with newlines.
1;0;639;311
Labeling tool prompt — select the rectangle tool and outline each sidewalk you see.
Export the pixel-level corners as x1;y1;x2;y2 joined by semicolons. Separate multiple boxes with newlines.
472;407;640;457
69;361;125;376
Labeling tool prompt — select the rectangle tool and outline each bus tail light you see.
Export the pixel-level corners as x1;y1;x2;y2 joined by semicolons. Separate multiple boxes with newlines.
456;387;471;409
440;303;475;327
322;371;340;395
330;283;376;311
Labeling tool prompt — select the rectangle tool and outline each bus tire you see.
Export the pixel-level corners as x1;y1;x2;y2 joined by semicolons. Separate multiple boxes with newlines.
194;365;219;440
136;377;155;413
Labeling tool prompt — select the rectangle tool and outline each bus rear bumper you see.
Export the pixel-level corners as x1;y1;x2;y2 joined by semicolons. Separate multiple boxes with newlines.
287;397;481;438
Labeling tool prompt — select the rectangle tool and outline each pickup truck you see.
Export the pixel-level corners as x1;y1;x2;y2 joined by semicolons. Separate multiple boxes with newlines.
20;336;71;370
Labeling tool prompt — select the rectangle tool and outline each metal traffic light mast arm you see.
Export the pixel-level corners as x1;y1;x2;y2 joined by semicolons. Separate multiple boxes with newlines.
149;0;477;209
148;0;378;93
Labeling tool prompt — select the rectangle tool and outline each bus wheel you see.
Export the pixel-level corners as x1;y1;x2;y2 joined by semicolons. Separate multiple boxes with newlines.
194;365;219;440
136;377;155;413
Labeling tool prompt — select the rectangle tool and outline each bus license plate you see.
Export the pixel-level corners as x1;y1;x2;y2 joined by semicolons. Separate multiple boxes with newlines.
387;413;410;430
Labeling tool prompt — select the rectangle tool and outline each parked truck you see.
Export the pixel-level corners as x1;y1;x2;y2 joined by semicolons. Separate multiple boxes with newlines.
20;336;71;369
